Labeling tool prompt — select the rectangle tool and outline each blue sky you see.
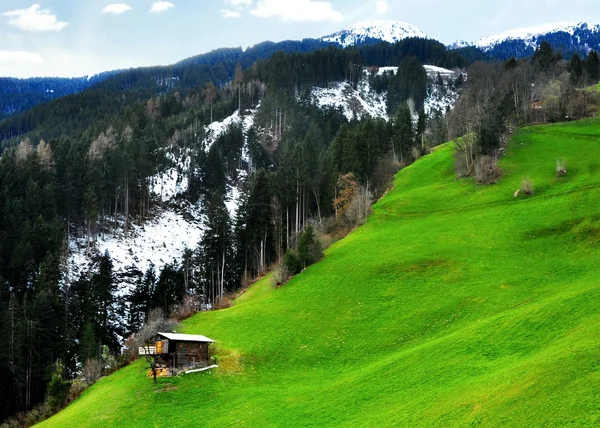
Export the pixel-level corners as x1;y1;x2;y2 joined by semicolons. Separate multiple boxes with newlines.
0;0;599;78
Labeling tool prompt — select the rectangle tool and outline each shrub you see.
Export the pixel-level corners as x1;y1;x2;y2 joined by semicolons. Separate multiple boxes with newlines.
371;158;400;199
411;146;422;162
474;155;501;184
24;404;49;427
174;294;199;321
343;185;372;227
214;297;233;310
556;157;567;176
298;224;323;267
283;250;302;276
46;371;70;410
521;177;534;195
272;264;290;287
66;379;88;404
81;358;102;386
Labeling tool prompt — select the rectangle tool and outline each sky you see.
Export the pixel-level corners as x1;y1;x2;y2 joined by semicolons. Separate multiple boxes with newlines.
0;0;599;78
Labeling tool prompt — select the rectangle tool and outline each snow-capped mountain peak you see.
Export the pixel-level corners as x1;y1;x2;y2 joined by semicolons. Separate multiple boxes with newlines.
322;21;427;47
464;21;600;51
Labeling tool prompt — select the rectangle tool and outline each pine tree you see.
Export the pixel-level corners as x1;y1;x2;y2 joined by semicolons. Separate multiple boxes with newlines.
247;169;273;275
569;53;583;87
393;104;414;163
203;144;227;199
585;51;600;85
199;194;232;305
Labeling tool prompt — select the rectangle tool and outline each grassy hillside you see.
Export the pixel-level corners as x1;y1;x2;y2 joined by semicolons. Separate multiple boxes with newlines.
41;120;600;427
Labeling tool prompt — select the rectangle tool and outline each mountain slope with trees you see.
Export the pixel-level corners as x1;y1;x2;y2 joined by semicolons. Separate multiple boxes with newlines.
0;38;470;424
2;34;599;426
39;117;600;427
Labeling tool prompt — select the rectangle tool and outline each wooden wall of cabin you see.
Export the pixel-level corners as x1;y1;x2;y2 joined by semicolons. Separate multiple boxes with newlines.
174;342;210;369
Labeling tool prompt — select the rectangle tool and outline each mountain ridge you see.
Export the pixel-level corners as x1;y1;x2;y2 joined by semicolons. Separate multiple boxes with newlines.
449;21;600;59
321;20;427;47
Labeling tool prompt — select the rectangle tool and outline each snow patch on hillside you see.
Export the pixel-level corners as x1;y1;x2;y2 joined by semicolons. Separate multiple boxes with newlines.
67;108;258;291
308;65;461;120
424;65;455;76
204;108;258;150
423;65;461;116
68;207;205;292
310;80;388;121
322;21;426;47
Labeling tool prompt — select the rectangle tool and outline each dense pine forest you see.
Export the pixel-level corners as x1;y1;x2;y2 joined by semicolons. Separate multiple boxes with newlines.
0;33;599;425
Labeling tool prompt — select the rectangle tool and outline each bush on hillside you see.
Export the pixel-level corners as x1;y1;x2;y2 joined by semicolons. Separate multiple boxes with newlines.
298;225;323;267
283;250;302;276
371;158;401;199
521;177;534;195
556;158;567;176
66;379;88;405
46;370;70;410
272;264;291;287
475;155;501;184
174;294;199;321
81;358;102;385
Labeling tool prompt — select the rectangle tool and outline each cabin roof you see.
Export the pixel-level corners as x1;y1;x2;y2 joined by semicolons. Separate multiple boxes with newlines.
157;332;215;343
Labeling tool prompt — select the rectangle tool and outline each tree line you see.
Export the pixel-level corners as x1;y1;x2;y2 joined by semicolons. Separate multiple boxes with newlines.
448;41;600;183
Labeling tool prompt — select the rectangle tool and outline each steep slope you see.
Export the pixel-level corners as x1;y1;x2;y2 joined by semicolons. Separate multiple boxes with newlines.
307;65;461;121
322;21;427;47
67;108;257;288
41;120;600;427
450;21;600;59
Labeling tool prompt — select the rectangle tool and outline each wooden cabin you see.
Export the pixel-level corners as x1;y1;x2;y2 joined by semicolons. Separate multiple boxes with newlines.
139;332;215;375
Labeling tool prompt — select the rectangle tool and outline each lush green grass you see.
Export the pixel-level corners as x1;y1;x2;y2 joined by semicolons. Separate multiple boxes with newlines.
41;120;600;427
585;83;600;93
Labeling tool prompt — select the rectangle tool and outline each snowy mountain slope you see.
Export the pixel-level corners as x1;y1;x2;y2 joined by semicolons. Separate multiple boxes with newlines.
322;21;426;47
449;21;600;59
67;109;256;291
309;80;388;121
307;65;461;120
424;66;461;116
473;22;600;50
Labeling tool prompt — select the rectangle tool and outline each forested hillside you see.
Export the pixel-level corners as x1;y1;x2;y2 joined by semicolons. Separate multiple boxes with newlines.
39;116;600;427
0;37;470;423
0;72;120;122
1;32;599;425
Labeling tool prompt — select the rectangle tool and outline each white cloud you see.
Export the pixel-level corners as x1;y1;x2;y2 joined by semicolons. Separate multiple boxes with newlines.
0;50;44;65
149;1;174;14
102;4;132;15
227;0;252;5
221;9;242;19
376;0;388;14
250;0;343;22
2;4;68;32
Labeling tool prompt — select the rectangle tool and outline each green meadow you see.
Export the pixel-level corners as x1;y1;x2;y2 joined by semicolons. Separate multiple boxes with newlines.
40;120;600;427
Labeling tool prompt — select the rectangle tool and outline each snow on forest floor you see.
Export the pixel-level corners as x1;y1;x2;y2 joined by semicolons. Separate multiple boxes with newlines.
311;80;388;121
67;110;252;292
308;65;462;121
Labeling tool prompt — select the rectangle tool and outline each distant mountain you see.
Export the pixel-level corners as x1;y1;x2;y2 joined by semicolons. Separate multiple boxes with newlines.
0;70;120;122
321;21;427;47
0;20;441;125
450;22;600;60
0;21;434;123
